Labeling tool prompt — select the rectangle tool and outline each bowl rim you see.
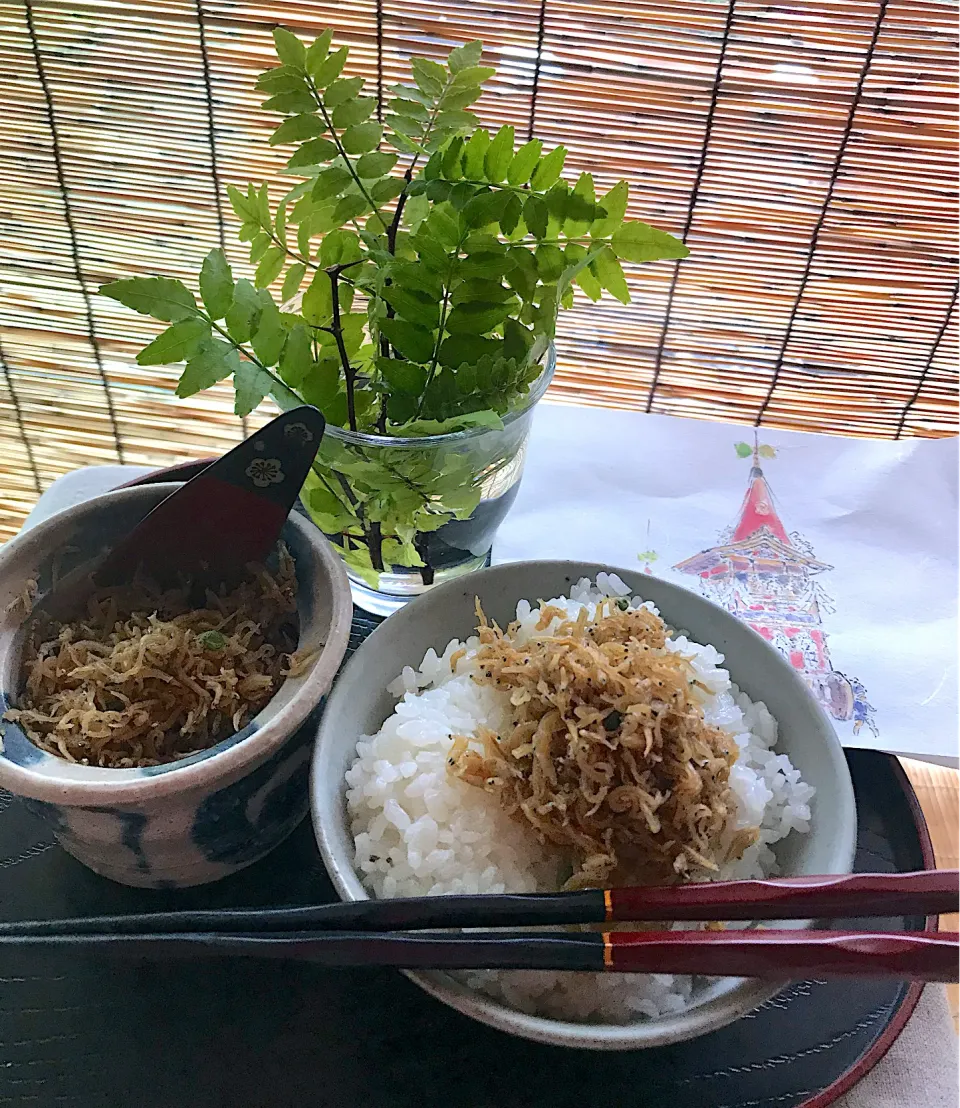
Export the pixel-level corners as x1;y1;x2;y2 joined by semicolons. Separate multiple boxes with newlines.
310;558;857;1049
0;482;354;803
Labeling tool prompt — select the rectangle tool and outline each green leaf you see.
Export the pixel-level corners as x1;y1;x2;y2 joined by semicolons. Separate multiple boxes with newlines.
249;231;272;264
462;128;490;179
136;317;211;365
176;338;242;397
251;298;287;365
436;86;481;111
442;484;483;519
530;145;567;191
441;137;465;179
255;66;306;93
370;177;404;204
255;246;286;288
310;44;348;88
499;192;522;236
278;325;313;387
320;228;362;266
734;441;753;458
198;629;227;652
522;194;548;239
390;114;424;139
198;249;234;319
444;301;513;334
233;360;273;417
226;183;258;224
555;243;604;302
571;243;603;300
380;318;435;363
447;40;482;74
450;278;512;306
332;97;376;129
356;151;398;178
342;122;383;155
273;28;306;69
502;317;533;361
312;165;353;199
591;246;630;304
262;90;316;114
388;96;429;121
270;114;327;146
280;262;307;303
450;65;495;88
224;279;262;343
325;76;364;108
389;260;444;299
333;194;368;225
507;139;542;186
307;480;353;524
386;130;420;155
287;137;339;169
535;244;564;282
565;172;596;237
255;183;271;227
758;443;777;459
432;109;479;132
99;277;198;322
437;333;500;368
403;192;430;231
483;124;514;183
401;411;503;436
340;542;380;588
381;286;440;329
305;28;335;73
505;247;538;299
611;221;689;263
379;357;428;396
461;189;508;230
302;269;333;326
297;218;312;257
421;208;460;251
411;57;446;97
301;359;341;407
457;252;514;280
590;179;629;236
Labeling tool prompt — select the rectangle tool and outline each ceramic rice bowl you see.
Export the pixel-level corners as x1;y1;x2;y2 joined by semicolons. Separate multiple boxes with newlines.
0;483;352;888
311;560;857;1050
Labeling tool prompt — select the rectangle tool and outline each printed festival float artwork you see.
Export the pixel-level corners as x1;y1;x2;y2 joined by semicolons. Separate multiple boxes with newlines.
673;437;878;738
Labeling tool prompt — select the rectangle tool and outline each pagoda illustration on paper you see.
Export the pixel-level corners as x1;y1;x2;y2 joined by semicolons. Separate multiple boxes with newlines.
674;437;878;737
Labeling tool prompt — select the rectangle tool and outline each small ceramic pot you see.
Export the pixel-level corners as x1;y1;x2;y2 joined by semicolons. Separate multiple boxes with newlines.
0;483;352;888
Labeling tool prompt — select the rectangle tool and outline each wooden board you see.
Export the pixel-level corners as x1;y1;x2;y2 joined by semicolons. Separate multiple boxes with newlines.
901;757;959;1033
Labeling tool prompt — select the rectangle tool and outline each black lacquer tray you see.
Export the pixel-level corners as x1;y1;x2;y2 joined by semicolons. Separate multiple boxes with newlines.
0;604;933;1108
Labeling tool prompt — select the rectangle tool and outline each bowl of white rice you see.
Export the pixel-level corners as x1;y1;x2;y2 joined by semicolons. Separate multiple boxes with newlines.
311;561;856;1050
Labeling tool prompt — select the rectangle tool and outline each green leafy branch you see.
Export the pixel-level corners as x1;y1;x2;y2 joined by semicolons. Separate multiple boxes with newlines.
100;27;690;587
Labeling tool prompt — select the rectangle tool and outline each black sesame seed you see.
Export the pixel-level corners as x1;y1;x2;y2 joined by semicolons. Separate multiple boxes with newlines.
603;710;623;732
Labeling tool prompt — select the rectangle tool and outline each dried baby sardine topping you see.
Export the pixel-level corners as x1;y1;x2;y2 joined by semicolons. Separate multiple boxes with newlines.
449;598;758;889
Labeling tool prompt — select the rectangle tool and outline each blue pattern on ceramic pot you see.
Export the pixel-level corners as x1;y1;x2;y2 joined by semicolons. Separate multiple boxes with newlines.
0;482;352;888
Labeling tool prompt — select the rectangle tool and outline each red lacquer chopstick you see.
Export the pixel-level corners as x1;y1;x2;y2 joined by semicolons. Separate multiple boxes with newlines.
602;929;959;982
602;869;959;923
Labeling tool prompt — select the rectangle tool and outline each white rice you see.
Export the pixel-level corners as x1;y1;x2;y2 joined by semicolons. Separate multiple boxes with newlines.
345;574;815;1023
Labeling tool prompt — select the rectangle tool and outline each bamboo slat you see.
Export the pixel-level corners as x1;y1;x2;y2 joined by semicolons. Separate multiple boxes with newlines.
0;0;956;541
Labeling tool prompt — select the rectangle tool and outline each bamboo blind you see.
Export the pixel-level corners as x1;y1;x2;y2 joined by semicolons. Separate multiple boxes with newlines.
0;0;957;541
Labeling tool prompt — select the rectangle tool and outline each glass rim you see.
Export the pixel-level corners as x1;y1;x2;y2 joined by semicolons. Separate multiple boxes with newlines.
321;343;556;448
